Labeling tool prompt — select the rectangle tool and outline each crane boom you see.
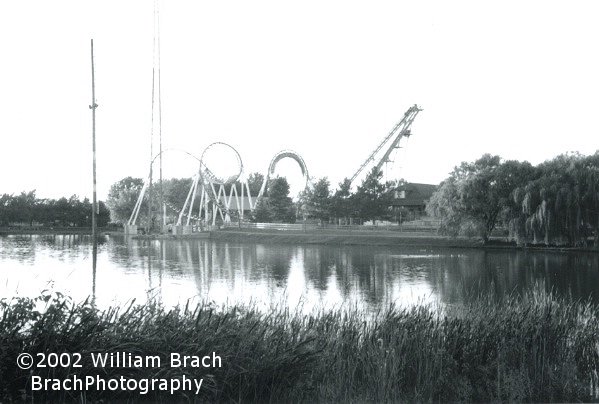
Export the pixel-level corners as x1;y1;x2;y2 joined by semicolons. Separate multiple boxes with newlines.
349;104;422;186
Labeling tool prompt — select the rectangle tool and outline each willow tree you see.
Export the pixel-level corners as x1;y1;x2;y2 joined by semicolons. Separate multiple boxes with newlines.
426;176;464;237
582;153;599;247
513;152;599;247
429;152;599;246
427;155;534;242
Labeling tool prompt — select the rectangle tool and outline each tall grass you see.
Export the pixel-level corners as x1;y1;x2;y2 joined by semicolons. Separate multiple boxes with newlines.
1;290;598;402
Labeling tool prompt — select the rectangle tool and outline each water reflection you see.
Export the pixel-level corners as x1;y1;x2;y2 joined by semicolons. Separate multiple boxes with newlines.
1;234;598;313
92;240;97;303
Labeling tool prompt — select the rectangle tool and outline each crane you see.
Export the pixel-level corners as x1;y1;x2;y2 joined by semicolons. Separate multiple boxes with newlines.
349;104;422;187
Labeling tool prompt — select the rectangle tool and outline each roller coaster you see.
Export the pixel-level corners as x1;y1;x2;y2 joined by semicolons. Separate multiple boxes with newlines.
126;104;421;232
127;145;311;229
125;3;421;233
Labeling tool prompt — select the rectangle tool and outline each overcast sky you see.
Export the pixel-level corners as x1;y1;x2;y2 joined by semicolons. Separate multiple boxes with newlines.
1;1;598;200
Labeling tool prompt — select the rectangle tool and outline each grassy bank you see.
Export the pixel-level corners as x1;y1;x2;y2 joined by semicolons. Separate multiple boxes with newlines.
211;229;599;251
0;227;94;235
211;228;480;248
2;291;599;402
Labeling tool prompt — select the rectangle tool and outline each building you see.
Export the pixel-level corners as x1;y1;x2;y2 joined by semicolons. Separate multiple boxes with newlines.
391;183;437;222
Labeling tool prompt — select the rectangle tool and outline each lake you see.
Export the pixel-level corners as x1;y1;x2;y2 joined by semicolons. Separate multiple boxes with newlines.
1;234;598;312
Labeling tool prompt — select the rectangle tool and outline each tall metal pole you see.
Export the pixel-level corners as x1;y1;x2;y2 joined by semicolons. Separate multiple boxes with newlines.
148;0;161;234
148;141;153;234
157;1;164;229
90;39;98;241
90;39;98;300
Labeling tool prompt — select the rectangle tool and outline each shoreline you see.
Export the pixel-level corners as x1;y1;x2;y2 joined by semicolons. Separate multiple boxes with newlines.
0;227;94;235
209;230;599;252
2;228;597;252
209;229;481;248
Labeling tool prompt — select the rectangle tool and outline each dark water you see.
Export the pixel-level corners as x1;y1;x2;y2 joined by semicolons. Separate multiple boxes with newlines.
1;234;598;312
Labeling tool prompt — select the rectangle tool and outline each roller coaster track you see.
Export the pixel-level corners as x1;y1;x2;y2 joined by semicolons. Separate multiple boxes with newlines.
349;104;422;187
257;150;310;200
129;146;312;227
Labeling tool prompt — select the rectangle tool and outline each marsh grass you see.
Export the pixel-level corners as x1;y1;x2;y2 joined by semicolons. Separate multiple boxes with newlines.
1;290;598;402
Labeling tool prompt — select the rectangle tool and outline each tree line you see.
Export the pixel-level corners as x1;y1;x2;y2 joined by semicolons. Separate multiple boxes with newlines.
298;168;402;225
107;168;404;226
427;152;599;247
0;191;110;227
106;174;295;225
255;167;406;225
106;175;266;226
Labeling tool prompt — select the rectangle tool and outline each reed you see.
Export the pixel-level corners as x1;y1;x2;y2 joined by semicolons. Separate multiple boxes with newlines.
1;290;598;402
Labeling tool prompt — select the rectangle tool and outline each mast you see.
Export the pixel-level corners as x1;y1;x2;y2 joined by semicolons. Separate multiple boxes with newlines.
90;39;98;300
90;39;98;241
148;61;154;233
157;0;164;228
148;0;164;233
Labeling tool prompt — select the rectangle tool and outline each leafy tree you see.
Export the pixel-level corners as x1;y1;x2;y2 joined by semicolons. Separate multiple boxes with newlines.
221;172;266;201
163;178;194;209
0;191;111;227
302;178;331;224
227;172;265;196
330;178;354;224
428;154;550;243
69;196;88;226
460;156;535;241
267;177;296;223
54;197;72;225
251;199;274;223
10;191;38;225
0;193;15;226
97;201;110;226
245;172;265;196
354;168;393;224
106;177;145;224
429;155;504;241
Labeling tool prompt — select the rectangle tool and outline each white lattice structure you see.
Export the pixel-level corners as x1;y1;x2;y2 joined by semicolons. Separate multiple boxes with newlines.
128;145;311;230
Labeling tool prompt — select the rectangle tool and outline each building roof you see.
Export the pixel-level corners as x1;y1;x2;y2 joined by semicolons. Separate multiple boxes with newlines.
392;182;437;207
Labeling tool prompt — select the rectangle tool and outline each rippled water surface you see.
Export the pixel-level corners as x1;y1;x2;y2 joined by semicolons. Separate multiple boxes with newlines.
1;234;598;312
